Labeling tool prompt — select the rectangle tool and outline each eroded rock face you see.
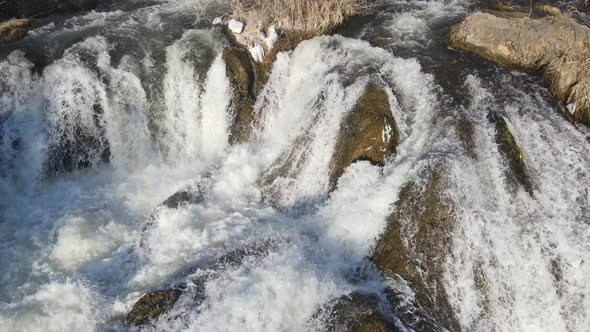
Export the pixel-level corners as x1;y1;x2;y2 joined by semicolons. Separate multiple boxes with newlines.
449;12;590;125
0;0;97;19
126;289;183;327
487;111;533;195
126;239;283;327
372;166;460;332
317;292;399;332
330;82;399;190
223;47;257;144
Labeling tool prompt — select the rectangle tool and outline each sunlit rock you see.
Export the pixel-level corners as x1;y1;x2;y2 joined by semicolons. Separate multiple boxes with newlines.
228;19;244;34
449;12;590;125
329;82;399;190
316;292;399;332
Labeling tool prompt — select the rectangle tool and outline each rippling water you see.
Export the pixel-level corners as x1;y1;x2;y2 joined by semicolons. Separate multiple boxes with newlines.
1;0;589;331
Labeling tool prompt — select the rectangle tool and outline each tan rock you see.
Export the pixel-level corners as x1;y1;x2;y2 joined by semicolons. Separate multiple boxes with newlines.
449;12;590;125
373;166;460;332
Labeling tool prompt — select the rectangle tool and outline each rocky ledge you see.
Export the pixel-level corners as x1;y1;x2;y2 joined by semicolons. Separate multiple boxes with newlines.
449;10;590;126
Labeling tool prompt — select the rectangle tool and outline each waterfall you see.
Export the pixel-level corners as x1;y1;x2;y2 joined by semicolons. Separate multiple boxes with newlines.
0;0;589;331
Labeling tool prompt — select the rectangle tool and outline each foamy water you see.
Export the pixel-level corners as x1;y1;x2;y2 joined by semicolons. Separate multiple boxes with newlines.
1;0;589;331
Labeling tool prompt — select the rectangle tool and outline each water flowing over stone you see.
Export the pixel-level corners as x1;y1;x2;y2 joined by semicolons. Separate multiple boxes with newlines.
0;1;589;332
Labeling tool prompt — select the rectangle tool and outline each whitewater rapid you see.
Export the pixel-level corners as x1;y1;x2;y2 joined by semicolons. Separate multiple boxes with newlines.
1;0;589;331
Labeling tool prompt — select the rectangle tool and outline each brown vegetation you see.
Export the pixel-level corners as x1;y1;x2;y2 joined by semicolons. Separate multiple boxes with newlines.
0;18;33;42
230;0;371;43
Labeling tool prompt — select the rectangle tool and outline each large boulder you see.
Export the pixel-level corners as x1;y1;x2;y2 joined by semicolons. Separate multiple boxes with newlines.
372;166;460;332
449;12;590;125
329;82;399;190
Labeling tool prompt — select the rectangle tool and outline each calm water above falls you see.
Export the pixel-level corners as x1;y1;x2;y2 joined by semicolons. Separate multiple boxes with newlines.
1;0;589;331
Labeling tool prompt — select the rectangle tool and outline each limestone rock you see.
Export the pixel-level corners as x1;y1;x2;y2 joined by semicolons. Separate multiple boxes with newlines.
449;12;590;125
330;82;399;190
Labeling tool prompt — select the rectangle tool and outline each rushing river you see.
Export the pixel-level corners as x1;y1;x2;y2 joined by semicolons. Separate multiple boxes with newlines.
1;0;589;331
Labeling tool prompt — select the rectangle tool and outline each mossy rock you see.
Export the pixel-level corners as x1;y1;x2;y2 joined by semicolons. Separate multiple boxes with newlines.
317;292;399;332
372;166;460;332
487;111;533;195
126;289;183;327
330;82;399;190
223;47;257;144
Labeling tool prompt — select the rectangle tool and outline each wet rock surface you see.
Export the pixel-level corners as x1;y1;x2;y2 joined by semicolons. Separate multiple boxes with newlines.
487;111;533;195
317;292;399;332
449;11;590;125
330;82;399;190
0;18;35;43
126;239;283;327
372;166;461;332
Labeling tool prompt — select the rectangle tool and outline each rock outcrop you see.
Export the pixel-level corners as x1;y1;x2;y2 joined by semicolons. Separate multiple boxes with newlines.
0;18;34;43
317;292;399;332
372;166;460;332
487;111;533;195
223;47;258;144
126;239;282;327
449;11;590;126
329;82;398;190
258;82;399;204
126;289;183;327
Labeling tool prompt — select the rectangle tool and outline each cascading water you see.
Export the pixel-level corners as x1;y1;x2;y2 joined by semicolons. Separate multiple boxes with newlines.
1;0;589;331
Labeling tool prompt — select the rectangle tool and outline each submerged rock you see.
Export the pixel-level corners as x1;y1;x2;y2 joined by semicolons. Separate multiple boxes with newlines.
487;111;533;195
222;47;257;144
372;166;461;332
317;292;399;332
330;82;399;190
126;239;283;327
449;12;590;125
126;289;183;327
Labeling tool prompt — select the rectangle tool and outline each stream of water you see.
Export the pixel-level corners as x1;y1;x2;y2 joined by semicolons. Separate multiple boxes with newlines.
1;0;589;331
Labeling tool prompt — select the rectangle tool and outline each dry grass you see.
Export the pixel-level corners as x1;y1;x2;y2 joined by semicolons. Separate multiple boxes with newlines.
230;0;372;44
0;18;33;42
